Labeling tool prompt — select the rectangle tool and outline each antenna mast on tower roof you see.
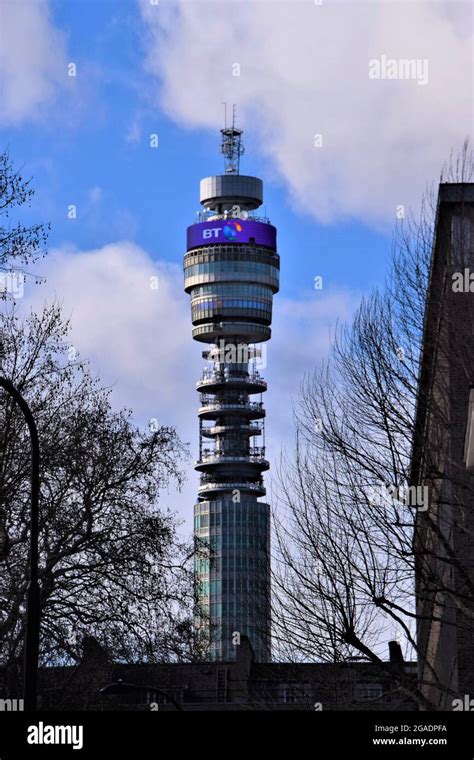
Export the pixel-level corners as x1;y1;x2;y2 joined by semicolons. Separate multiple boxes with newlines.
220;103;244;175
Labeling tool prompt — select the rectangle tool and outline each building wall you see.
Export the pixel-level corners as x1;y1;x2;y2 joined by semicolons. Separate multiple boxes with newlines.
8;636;416;711
413;184;474;709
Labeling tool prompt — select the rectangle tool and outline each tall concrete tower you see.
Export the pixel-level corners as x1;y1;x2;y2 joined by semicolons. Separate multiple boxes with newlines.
184;116;279;661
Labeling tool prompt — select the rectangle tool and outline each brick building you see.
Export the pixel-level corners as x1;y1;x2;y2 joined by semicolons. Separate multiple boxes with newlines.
0;635;416;711
411;182;474;709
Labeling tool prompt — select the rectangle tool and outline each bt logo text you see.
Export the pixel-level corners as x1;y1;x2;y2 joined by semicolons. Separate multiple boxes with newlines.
203;228;221;239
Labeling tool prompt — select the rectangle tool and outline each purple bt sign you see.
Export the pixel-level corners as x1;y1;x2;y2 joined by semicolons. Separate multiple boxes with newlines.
187;219;276;249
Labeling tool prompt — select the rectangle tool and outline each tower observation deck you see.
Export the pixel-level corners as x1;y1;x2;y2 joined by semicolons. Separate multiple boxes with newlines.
184;121;279;661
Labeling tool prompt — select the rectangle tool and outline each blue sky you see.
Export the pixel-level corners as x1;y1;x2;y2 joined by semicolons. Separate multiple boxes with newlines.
2;0;393;296
0;0;471;531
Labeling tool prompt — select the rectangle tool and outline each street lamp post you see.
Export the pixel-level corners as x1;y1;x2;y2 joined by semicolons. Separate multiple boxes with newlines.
0;378;40;711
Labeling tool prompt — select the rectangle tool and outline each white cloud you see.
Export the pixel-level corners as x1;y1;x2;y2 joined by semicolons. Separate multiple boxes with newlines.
266;289;358;473
140;0;472;226
0;0;68;125
27;241;197;421
24;241;202;527
21;241;358;526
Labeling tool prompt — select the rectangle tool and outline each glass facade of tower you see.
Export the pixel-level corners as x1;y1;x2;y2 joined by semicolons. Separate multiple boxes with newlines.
194;500;271;661
184;164;279;662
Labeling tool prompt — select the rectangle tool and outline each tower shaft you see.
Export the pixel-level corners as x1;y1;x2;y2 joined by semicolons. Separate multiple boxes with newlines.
184;140;279;662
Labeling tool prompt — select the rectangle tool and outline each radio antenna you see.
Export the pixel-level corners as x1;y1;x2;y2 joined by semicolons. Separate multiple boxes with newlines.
220;104;244;175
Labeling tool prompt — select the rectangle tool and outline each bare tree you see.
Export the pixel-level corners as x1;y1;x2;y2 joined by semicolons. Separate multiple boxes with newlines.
0;303;203;695
271;142;474;710
0;151;48;298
